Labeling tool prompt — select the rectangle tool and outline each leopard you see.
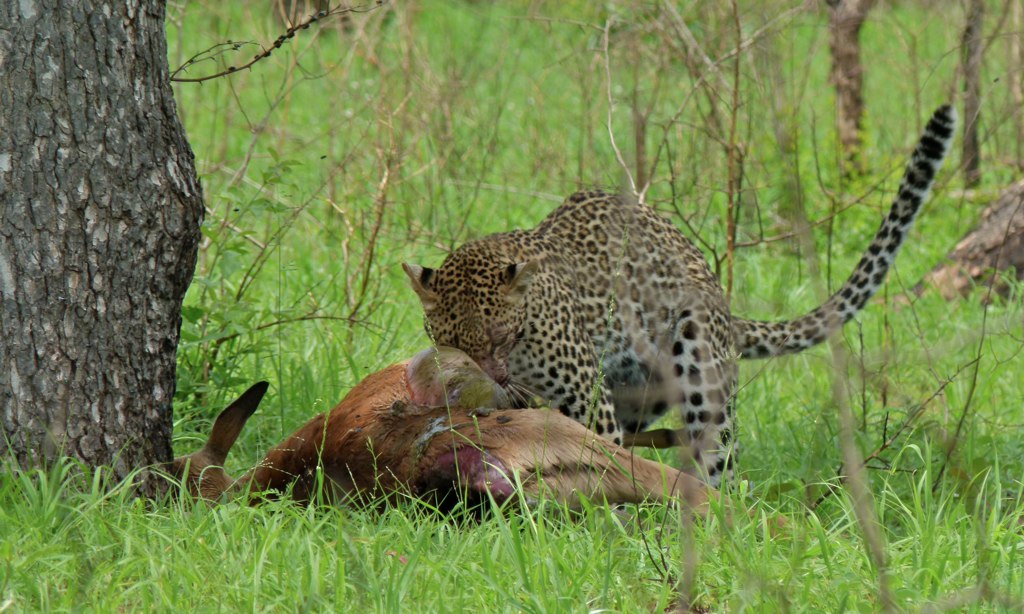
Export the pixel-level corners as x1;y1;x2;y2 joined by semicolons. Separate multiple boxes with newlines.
403;105;956;486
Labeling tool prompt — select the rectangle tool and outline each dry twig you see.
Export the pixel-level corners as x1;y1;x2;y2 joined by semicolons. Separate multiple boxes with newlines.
170;3;383;83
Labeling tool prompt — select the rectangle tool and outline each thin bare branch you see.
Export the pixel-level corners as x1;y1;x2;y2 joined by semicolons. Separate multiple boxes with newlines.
170;3;383;83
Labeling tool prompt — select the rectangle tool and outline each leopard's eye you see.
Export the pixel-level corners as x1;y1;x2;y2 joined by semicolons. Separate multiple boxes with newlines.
489;325;512;349
492;327;523;354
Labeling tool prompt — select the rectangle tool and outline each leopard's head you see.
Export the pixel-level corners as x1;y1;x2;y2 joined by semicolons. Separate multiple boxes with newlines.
403;243;538;386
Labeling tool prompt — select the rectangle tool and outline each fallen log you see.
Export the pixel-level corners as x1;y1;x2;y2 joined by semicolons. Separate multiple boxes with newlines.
916;180;1024;301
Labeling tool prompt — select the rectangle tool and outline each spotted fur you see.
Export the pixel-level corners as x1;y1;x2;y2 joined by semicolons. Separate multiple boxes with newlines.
404;105;956;486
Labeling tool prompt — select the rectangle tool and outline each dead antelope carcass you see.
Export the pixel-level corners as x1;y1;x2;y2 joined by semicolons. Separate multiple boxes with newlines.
170;347;711;513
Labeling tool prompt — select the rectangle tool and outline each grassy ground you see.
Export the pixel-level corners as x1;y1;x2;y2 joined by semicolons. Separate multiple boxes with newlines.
4;1;1024;611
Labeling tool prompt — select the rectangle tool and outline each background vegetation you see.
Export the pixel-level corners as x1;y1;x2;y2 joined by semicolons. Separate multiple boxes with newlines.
3;0;1023;610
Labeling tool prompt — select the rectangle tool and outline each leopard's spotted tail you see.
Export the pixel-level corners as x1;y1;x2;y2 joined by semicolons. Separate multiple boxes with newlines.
733;104;957;360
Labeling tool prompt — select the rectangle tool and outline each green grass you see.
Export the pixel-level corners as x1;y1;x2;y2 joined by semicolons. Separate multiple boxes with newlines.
4;1;1024;610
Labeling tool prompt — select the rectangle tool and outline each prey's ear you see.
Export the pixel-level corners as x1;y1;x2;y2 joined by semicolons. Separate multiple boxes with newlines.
502;261;539;302
202;381;269;466
402;263;439;310
167;381;268;499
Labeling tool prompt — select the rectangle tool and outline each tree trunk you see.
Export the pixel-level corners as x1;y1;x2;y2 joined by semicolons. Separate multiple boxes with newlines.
0;1;204;494
827;0;875;175
915;180;1024;301
1012;0;1023;170
961;0;984;187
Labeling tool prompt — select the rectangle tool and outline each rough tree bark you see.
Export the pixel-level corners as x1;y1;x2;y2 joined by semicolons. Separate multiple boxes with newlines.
0;1;204;494
826;0;875;174
961;0;984;187
916;180;1024;301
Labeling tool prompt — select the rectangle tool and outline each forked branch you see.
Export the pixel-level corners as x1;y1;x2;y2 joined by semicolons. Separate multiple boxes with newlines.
170;2;384;84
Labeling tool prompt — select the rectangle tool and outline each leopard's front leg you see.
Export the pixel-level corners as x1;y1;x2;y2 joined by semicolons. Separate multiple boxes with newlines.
507;324;623;446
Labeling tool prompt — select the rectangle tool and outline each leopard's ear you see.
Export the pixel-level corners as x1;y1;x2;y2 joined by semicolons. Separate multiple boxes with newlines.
503;261;539;302
403;263;439;311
